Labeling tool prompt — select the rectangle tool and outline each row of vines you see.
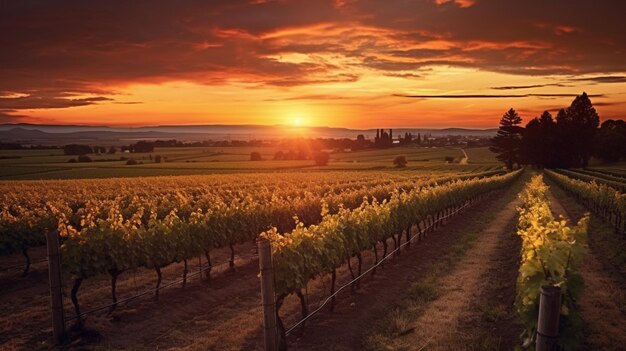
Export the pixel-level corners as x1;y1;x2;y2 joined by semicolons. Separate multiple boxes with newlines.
545;170;626;236
515;175;589;350
1;169;504;319
262;169;523;333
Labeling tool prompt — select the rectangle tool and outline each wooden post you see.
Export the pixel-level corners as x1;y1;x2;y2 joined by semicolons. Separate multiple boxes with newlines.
46;230;65;345
259;238;278;351
536;285;561;351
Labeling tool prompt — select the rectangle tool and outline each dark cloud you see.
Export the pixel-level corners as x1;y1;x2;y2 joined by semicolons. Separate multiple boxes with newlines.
0;110;28;123
569;76;626;83
1;0;625;111
394;93;605;98
264;94;351;102
491;83;566;90
0;94;112;110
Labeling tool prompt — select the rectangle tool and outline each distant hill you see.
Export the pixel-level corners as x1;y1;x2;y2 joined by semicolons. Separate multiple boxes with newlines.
0;123;497;145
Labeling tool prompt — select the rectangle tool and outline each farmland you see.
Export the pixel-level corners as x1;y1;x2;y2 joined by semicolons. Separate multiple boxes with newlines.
1;146;625;350
0;146;490;180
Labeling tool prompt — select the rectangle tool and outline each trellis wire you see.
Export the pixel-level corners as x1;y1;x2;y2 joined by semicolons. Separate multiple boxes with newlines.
64;251;259;322
285;196;479;336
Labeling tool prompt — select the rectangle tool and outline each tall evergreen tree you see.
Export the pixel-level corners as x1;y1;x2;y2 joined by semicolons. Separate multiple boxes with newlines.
594;120;626;162
520;111;557;168
490;108;524;170
556;92;600;167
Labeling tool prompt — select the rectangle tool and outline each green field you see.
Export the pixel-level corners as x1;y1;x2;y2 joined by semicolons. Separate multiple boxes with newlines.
0;146;500;180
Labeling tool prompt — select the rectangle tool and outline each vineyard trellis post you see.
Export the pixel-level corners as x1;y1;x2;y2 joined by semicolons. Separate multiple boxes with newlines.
46;230;66;345
536;285;561;351
259;238;279;351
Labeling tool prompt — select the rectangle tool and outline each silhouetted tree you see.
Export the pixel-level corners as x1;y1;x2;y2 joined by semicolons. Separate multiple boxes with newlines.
490;108;524;170
77;154;92;162
594;120;626;162
520;111;557;168
557;92;600;167
64;144;92;155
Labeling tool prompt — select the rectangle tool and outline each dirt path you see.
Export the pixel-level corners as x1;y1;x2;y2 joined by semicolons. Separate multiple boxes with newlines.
289;176;526;351
396;190;521;350
459;148;469;165
546;187;626;350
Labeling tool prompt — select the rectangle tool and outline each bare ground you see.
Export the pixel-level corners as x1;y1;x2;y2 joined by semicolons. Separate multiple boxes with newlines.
1;179;525;351
291;175;527;351
394;186;522;350
545;184;626;351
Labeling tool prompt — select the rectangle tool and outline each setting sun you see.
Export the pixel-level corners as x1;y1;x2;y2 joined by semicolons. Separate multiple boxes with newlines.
291;116;304;127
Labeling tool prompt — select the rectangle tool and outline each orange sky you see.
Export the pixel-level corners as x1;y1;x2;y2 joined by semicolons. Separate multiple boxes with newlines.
1;1;625;128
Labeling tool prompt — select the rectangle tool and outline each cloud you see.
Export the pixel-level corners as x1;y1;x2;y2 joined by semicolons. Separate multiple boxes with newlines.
0;110;28;123
0;94;112;110
394;93;604;98
569;76;626;84
1;0;625;115
264;94;351;101
491;83;566;90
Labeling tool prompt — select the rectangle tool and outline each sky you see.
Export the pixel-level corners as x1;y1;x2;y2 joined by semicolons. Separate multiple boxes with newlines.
1;0;625;129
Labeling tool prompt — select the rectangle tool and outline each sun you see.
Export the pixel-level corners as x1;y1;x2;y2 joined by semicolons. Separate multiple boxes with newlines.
291;117;304;127
288;115;311;127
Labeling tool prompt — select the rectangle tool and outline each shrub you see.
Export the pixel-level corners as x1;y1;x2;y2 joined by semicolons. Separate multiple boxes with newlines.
154;155;162;163
313;152;330;166
274;151;284;160
63;144;92;155
250;152;263;161
126;159;138;165
393;155;407;168
444;156;455;163
68;158;77;163
77;154;92;162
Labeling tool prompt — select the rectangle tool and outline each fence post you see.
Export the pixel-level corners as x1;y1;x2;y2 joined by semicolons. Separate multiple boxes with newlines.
536;285;561;351
259;238;278;351
46;230;65;345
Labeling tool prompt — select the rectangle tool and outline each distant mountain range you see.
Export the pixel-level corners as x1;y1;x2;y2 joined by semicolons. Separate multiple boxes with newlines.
0;123;497;145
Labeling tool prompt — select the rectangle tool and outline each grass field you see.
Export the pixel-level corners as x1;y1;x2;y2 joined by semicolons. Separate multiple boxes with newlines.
0;146;499;180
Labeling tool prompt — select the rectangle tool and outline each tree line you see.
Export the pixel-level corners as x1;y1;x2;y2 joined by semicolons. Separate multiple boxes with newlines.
490;92;626;169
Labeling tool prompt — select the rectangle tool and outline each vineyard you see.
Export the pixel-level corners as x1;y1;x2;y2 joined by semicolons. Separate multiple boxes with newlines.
1;162;625;350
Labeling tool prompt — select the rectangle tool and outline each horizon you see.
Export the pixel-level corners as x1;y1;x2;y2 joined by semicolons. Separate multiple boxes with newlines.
0;121;499;131
1;1;625;128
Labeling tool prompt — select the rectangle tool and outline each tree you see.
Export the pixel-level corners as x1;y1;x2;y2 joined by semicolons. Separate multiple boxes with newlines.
274;151;284;160
490;108;524;170
250;152;262;161
77;154;92;162
63;144;92;155
557;92;600;167
393;155;407;168
520;111;557;168
313;151;330;166
154;155;163;163
108;146;117;154
594;120;626;162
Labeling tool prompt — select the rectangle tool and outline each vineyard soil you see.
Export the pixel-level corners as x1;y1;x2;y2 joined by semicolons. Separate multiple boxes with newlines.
362;172;527;350
546;184;626;350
